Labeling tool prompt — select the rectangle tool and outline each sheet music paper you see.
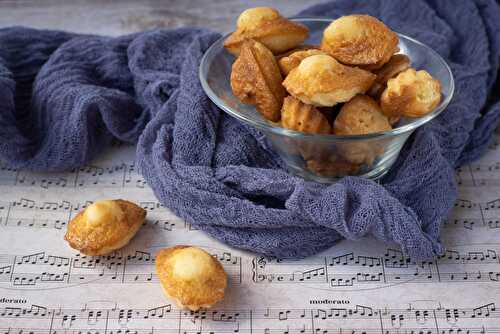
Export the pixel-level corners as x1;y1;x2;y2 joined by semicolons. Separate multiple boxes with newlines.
1;130;499;333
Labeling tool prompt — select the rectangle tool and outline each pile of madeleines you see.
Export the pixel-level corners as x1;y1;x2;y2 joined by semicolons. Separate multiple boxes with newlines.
225;7;442;177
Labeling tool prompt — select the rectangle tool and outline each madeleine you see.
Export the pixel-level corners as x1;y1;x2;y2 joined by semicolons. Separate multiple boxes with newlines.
64;200;146;256
281;96;331;134
380;68;441;118
155;246;227;311
321;15;398;69
334;95;391;135
334;95;391;165
224;7;309;56
283;54;376;107
230;39;285;121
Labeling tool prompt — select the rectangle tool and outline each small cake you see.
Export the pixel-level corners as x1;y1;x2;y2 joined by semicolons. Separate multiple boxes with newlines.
64;199;146;256
334;95;392;135
230;39;286;121
224;7;309;56
368;54;411;97
277;48;327;76
380;68;441;117
281;96;331;134
321;14;399;69
282;54;376;107
334;95;391;165
280;96;332;161
155;246;227;311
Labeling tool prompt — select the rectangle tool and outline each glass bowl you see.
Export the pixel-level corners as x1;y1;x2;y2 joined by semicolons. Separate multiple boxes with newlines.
199;18;454;183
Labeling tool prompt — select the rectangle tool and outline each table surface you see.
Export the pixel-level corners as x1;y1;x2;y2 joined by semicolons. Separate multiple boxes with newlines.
0;0;322;35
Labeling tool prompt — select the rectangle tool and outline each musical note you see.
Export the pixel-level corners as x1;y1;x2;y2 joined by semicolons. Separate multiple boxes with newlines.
0;265;12;275
0;249;241;288
14;198;36;209
218;252;240;265
144;305;171;319
383;249;409;268
0;198;188;232
0;302;498;333
455;160;500;187
329;253;355;266
297;267;326;282
27;305;48;317
211;310;241;322
439;198;500;230
252;246;500;289
354;305;374;316
0;162;147;189
484;199;500;210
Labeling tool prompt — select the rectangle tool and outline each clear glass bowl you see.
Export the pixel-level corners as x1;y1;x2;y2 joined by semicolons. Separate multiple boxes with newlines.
199;18;454;183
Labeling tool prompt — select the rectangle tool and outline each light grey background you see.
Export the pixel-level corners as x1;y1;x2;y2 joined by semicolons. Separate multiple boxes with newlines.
0;1;324;35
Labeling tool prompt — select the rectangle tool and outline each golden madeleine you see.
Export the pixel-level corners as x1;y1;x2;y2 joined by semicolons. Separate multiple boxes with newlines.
380;68;441;118
368;54;411;97
224;7;309;56
156;246;227;311
278;49;327;76
283;54;376;107
334;95;391;165
64;200;146;256
307;157;361;177
334;95;391;135
321;15;398;69
230;39;285;121
281;96;331;134
280;96;332;161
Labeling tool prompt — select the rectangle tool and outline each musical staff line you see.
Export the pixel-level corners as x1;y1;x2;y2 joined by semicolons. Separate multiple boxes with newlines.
0;163;147;189
444;198;500;230
0;302;497;334
0;250;241;289
252;247;500;289
456;161;500;187
0;198;197;232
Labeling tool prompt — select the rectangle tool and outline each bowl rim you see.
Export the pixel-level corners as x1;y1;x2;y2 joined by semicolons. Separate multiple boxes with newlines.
199;17;455;142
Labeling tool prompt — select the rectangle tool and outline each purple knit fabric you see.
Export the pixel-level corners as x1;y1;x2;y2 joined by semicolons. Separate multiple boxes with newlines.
1;0;499;260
